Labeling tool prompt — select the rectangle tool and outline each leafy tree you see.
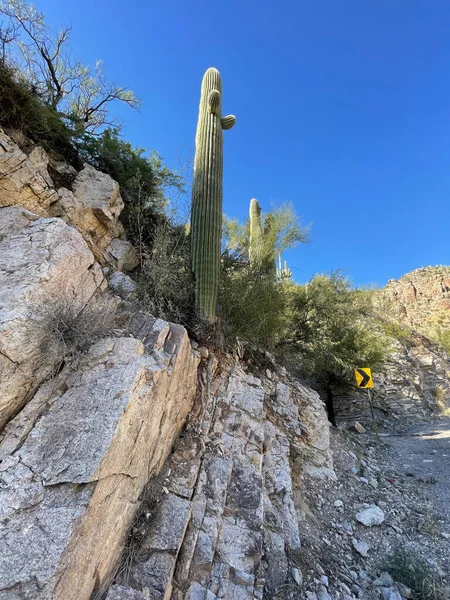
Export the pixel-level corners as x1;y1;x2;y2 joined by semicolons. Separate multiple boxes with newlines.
0;0;139;131
282;272;390;424
223;201;309;266
220;201;309;349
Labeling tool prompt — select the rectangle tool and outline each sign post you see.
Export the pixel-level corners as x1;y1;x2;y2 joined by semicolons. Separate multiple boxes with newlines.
354;368;375;421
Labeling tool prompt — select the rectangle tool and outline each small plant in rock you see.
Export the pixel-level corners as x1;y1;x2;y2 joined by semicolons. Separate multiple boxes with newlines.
29;293;117;371
385;547;445;600
431;386;450;416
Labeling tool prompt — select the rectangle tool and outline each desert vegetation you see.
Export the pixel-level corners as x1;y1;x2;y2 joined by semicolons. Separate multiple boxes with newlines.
0;0;427;421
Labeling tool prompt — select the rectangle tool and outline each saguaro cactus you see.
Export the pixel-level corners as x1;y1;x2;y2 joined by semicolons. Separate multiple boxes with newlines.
262;213;277;275
191;67;236;321
249;198;263;268
277;254;293;279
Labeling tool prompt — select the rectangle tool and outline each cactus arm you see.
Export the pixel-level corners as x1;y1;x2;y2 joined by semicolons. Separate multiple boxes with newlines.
221;115;236;130
209;90;220;113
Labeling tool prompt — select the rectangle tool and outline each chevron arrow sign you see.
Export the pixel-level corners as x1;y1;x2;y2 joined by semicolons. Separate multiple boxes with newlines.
355;368;373;388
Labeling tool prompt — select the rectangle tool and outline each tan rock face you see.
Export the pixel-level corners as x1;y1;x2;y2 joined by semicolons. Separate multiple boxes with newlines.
0;130;138;270
0;206;106;429
379;266;450;336
0;326;199;600
57;164;133;266
0;129;59;215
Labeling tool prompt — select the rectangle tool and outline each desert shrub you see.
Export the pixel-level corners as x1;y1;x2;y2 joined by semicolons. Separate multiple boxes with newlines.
220;256;288;350
136;221;194;325
384;547;445;600
29;293;117;370
0;63;78;163
382;320;411;345
278;272;391;423
432;386;450;416
77;129;185;250
435;328;450;355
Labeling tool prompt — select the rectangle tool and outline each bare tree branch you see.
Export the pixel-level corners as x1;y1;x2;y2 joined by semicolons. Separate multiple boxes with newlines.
0;0;140;131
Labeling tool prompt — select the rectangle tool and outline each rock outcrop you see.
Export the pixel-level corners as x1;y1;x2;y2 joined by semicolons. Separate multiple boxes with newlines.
335;333;450;422
0;128;336;600
379;266;450;337
0;206;106;428
0;129;138;271
0;323;199;600
108;359;333;600
0;130;59;215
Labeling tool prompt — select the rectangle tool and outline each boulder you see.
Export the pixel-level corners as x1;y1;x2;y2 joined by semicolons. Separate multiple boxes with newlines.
107;238;139;272
355;505;385;526
108;271;137;298
58;164;126;263
0;129;58;215
0;324;199;600
0;206;106;429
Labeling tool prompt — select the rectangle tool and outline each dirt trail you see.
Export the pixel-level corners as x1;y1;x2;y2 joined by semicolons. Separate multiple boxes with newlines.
381;418;450;525
298;417;450;598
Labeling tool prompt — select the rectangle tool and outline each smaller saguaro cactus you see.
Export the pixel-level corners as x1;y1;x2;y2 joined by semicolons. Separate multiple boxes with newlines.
277;254;293;279
191;67;236;321
262;213;276;276
249;198;263;268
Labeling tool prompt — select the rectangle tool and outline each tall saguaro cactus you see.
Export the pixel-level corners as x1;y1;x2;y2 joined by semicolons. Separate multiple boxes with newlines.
191;67;236;321
249;198;263;269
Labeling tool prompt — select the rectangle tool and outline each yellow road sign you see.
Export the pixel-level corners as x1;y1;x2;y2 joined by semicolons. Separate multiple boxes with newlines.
355;368;373;388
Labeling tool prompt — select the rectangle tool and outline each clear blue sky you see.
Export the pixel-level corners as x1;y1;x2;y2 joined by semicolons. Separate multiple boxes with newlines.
37;0;449;286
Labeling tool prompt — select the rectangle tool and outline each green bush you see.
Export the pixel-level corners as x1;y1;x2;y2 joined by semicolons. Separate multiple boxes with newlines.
385;548;445;600
436;328;450;354
78;129;185;249
220;255;288;350
0;64;77;163
382;320;411;345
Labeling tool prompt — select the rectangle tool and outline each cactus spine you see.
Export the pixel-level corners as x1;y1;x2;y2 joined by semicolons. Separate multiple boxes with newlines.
191;67;236;321
249;198;263;269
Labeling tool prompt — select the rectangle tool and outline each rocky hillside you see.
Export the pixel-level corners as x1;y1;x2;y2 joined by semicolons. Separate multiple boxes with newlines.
0;129;334;600
379;266;450;338
333;268;450;424
0;128;449;600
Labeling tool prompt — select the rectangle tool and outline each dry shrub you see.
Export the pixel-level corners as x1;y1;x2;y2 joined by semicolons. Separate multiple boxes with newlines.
29;293;117;370
137;222;194;326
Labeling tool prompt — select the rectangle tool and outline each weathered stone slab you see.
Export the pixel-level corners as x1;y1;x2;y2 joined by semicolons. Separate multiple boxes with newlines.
0;323;199;600
0;129;58;215
0;206;106;428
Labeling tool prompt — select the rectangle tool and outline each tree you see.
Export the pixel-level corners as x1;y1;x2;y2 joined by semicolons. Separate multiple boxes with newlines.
283;272;390;424
0;0;140;131
223;200;310;268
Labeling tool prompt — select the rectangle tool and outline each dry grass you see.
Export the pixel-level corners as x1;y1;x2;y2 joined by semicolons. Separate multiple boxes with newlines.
28;293;117;372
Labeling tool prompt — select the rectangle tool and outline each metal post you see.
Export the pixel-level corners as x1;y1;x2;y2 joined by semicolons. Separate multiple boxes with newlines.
367;388;375;420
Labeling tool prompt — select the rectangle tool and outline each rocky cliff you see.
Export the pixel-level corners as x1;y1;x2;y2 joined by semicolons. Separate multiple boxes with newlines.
0;130;334;600
379;266;450;338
